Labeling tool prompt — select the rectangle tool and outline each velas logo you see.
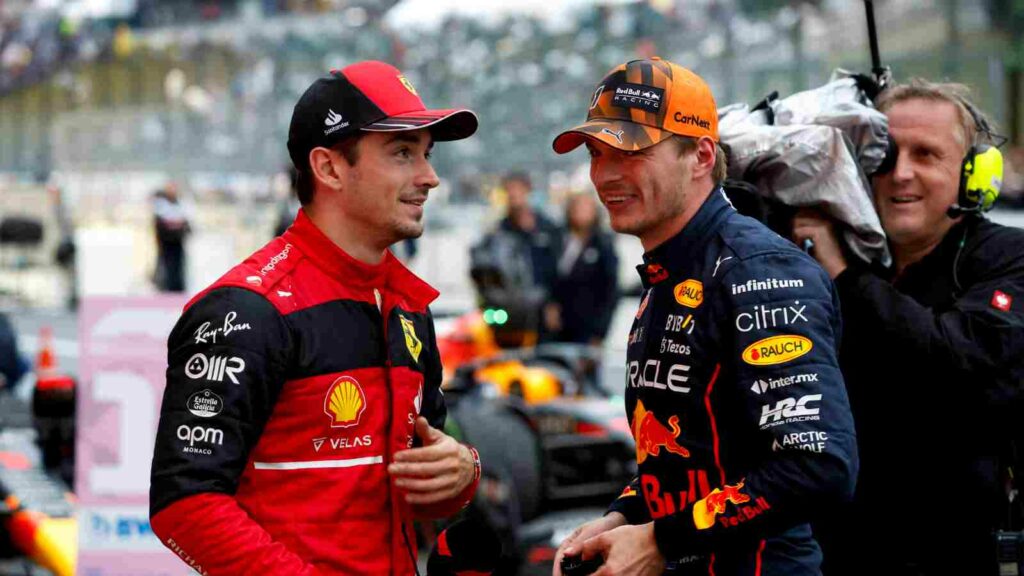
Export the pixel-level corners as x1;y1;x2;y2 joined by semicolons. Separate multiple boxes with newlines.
633;399;690;464
992;290;1013;312
673;111;711;130
693;480;750;530
673;279;704;308
397;74;418;96
742;335;812;366
324;376;367;428
400;316;423;362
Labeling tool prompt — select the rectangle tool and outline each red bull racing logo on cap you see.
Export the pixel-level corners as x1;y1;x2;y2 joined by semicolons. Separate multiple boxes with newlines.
632;400;690;464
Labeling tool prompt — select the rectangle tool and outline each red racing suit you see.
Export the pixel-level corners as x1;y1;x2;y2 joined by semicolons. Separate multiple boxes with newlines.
149;210;476;575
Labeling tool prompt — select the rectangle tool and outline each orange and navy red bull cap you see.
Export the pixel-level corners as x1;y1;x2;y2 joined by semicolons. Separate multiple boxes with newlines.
552;57;718;154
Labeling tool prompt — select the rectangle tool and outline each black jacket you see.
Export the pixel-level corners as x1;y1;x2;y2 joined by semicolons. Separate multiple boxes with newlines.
819;216;1024;575
608;190;858;576
553;231;619;344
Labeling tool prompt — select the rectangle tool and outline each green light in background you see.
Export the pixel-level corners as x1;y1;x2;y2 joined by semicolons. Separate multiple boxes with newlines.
494;309;509;325
483;308;495;324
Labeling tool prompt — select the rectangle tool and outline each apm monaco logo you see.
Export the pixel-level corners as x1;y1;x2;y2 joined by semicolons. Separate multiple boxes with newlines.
325;376;367;428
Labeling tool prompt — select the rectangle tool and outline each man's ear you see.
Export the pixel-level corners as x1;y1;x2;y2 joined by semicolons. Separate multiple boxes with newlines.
690;137;716;180
309;147;346;191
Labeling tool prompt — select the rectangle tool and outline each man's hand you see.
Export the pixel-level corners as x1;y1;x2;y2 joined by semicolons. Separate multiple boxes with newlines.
388;417;475;504
553;512;626;576
579;523;664;576
792;208;848;279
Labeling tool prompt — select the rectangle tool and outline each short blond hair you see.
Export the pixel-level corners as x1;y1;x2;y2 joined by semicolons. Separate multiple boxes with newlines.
875;78;993;153
674;136;728;185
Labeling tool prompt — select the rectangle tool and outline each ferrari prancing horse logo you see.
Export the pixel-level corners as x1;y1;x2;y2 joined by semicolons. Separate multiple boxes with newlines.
400;316;422;362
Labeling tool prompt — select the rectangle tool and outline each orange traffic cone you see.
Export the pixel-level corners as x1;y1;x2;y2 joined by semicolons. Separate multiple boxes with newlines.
34;328;71;393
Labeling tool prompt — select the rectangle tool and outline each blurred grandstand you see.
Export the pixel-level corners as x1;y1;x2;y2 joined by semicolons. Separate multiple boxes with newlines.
0;0;1022;306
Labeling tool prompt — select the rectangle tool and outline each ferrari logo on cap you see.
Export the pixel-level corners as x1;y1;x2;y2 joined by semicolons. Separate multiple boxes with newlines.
398;74;418;96
400;316;423;362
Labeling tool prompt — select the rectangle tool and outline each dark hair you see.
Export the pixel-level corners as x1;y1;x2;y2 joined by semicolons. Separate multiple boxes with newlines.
295;134;364;205
501;170;532;190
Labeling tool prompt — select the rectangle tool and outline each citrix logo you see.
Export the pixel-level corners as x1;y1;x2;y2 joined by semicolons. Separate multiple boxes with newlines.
735;301;807;333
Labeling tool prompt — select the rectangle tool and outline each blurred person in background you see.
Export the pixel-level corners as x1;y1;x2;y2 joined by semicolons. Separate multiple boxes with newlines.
551;57;857;576
551;190;619;347
149;60;481;575
152;181;191;293
49;184;77;310
0;312;28;392
794;79;1024;575
496;170;563;340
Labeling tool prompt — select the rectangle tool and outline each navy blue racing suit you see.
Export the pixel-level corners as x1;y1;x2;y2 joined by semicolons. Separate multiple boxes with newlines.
608;190;858;575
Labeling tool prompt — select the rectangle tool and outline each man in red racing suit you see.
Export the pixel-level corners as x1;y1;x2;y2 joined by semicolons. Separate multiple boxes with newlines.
149;61;481;575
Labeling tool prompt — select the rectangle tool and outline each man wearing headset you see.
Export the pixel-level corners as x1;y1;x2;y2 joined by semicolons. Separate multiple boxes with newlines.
794;79;1024;574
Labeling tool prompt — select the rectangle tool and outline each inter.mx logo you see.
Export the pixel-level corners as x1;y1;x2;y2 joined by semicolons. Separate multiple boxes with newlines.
759;394;821;428
750;372;818;394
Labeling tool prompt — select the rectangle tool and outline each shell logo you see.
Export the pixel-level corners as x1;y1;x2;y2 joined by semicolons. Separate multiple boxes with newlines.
673;279;704;308
324;376;367;428
742;335;813;366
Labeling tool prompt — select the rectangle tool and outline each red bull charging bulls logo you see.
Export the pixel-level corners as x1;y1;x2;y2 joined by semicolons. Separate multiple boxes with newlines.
633;400;690;464
693;480;750;529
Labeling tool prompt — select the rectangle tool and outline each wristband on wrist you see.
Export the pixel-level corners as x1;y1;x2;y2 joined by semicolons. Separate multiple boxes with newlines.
467;445;481;482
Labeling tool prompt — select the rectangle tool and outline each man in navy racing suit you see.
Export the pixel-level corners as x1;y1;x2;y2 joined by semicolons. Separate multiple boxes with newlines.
551;57;858;576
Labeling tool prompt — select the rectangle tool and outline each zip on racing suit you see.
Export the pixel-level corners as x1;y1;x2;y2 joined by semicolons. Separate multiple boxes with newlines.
607;190;858;575
149;210;477;575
